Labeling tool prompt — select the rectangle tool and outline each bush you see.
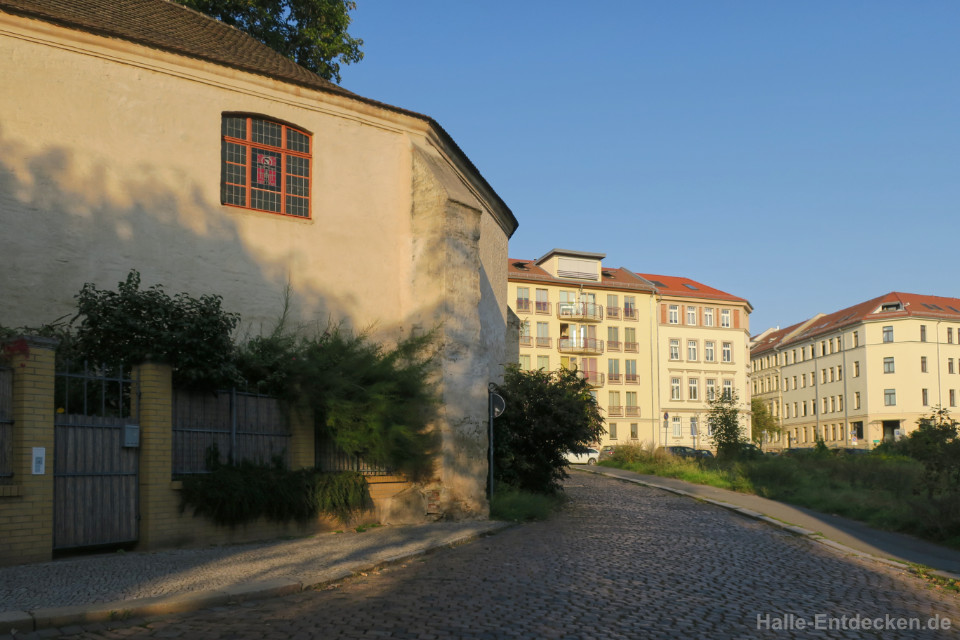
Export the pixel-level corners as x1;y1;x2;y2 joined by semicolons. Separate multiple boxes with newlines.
490;487;564;521
493;366;605;494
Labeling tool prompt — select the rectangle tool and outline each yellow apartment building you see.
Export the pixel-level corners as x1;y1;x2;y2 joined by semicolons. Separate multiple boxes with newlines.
508;249;752;451
750;293;960;449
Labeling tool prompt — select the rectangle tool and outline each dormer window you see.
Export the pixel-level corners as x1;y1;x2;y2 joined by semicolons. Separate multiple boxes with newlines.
880;302;903;312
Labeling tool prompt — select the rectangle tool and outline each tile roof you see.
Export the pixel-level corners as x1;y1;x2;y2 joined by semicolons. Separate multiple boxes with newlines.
752;292;960;353
750;320;810;356
0;0;519;234
508;260;657;293
633;272;752;308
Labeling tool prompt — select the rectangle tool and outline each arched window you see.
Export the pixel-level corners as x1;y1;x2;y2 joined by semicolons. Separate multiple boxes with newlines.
221;115;311;218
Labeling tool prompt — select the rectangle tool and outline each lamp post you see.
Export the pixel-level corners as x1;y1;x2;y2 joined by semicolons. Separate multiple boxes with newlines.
488;383;505;499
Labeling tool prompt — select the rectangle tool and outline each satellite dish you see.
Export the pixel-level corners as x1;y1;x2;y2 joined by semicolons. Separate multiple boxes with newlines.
491;393;506;418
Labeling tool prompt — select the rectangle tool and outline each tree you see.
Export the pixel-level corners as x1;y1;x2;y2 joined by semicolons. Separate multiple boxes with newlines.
708;390;745;459
493;366;605;494
174;0;363;83
750;398;780;449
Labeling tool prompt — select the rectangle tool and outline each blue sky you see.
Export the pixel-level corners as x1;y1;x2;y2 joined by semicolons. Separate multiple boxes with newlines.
340;1;959;334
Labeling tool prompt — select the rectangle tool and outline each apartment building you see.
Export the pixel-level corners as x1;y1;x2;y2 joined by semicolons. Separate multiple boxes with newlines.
750;293;960;449
508;249;752;450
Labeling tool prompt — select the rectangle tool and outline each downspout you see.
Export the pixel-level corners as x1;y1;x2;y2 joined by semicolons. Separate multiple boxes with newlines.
841;331;849;447
937;319;943;408
651;293;661;446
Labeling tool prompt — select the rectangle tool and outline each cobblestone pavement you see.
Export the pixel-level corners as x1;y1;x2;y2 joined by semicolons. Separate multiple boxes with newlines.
7;472;960;640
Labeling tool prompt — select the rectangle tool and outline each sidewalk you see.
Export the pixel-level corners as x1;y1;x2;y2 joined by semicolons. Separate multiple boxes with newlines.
579;465;960;578
0;520;509;633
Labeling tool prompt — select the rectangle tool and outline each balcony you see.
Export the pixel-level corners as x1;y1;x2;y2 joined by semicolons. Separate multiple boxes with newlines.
624;341;639;353
535;301;551;314
607;404;623;417
607;306;621;320
607;340;621;352
557;302;604;322
607;372;622;384
516;298;531;314
623;307;638;321
557;337;604;355
625;406;640;417
535;337;551;348
625;374;639;384
519;335;532;348
580;371;605;387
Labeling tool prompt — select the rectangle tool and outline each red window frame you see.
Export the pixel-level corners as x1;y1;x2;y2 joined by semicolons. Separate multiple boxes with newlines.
221;115;312;219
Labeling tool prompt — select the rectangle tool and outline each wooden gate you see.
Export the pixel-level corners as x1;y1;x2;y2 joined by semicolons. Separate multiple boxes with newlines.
53;363;138;550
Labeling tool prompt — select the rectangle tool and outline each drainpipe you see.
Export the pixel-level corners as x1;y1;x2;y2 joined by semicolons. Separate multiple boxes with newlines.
937;319;943;408
813;343;820;442
841;332;850;447
651;293;661;446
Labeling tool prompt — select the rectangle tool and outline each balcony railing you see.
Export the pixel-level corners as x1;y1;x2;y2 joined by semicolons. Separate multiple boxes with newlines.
519;335;532;347
607;372;622;384
580;371;605;387
607;404;623;417
535;337;551;348
625;374;639;384
557;302;604;322
623;307;638;321
516;298;531;313
535;301;551;314
624;342;639;353
606;307;621;320
607;340;621;352
625;406;640;417
557;337;604;355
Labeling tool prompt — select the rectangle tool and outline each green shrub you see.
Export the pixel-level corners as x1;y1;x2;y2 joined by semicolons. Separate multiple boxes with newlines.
179;448;370;526
490;486;564;521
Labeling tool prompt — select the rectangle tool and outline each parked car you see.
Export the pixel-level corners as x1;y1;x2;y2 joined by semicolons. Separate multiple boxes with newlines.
655;445;696;459
694;449;714;459
565;448;599;465
599;445;616;461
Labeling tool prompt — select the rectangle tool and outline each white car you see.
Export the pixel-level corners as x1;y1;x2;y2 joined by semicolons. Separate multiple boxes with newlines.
564;448;599;465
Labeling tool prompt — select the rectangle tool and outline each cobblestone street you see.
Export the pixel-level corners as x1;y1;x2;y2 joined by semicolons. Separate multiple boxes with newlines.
11;472;960;639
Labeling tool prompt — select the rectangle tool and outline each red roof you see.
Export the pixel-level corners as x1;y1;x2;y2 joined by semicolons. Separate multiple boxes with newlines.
507;260;656;293
633;273;751;307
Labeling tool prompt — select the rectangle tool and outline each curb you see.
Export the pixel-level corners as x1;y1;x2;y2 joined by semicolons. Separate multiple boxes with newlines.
578;467;924;575
2;521;512;634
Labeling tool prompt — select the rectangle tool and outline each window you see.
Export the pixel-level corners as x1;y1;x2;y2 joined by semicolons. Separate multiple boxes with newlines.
822;397;828;414
668;305;680;324
687;340;698;361
821;368;827;384
920;325;927;342
690;416;699;436
951;389;956;407
852;421;864;439
623;296;637;319
221;115;311;217
535;289;550;314
922;388;929;406
802;402;807;417
820;341;826;357
669;339;680;360
721;309;731;328
537;355;550;370
688;378;699;401
722;380;733;399
705;341;715;362
686;306;697;325
852;331;859;348
624;327;638;352
625;359;638;383
625;392;638;416
884;389;896;406
801;374;806;388
609;422;618;440
536;322;550;347
949;328;954;344
518;354;531;370
950;359;956;375
883;326;893;343
883;357;895;373
516;287;531;312
837;396;843;411
854;392;861;410
671;377;681;400
706;379;716;400
672;416;682;437
722;342;732;363
854;361;860;377
630;423;639;439
606;294;619;317
837;365;842;381
921;356;928;373
703;308;714;327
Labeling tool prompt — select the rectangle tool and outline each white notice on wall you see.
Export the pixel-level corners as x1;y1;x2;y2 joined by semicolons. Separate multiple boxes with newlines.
32;447;45;475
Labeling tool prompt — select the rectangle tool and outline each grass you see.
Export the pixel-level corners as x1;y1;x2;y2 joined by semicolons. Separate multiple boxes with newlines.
490;486;565;522
600;444;960;548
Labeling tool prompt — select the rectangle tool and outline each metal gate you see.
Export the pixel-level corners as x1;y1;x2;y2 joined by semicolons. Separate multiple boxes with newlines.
53;362;138;550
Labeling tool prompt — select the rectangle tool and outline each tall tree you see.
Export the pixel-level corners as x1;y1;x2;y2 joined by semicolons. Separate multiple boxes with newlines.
750;398;780;449
708;389;745;459
175;0;363;83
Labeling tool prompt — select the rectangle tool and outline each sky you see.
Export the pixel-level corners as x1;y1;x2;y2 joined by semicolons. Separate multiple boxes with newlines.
339;1;959;334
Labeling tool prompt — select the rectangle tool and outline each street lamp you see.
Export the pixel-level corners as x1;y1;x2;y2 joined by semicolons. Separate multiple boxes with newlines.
488;383;505;499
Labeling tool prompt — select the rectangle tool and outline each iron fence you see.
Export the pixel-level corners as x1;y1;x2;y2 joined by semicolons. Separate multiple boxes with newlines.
314;430;393;476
